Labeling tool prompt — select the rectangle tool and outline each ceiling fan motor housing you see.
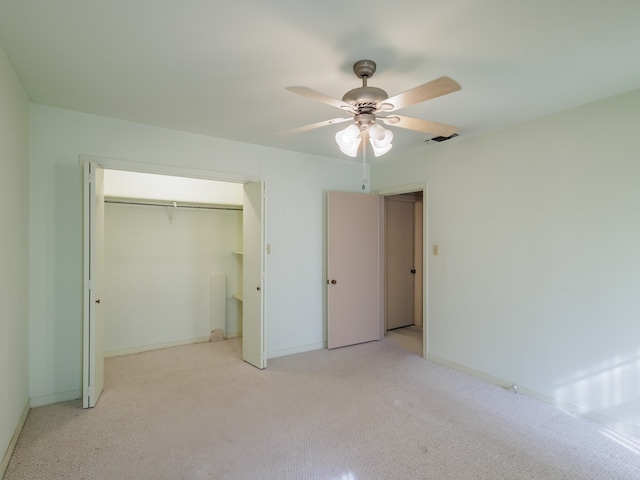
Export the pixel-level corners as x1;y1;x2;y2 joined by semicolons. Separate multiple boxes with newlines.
342;86;389;113
342;59;389;114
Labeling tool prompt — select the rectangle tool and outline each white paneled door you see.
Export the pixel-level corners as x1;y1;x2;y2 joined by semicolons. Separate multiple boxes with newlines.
243;181;266;369
327;191;382;349
83;160;105;408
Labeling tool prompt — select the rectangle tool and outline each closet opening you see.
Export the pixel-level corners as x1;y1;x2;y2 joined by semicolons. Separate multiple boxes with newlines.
82;159;266;408
102;169;245;358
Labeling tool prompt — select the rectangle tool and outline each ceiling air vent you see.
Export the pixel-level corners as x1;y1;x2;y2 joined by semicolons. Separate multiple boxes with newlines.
429;133;459;143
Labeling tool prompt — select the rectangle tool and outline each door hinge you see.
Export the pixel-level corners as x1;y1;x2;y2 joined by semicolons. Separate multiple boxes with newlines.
86;386;94;396
86;172;93;184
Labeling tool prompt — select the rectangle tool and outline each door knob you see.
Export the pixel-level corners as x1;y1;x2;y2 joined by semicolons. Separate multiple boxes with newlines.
257;286;261;291
331;279;337;285
95;299;101;304
411;269;416;274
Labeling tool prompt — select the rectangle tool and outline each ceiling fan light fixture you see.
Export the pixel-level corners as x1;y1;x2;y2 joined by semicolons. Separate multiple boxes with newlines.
368;123;393;157
335;124;361;157
370;141;392;157
284;60;460;163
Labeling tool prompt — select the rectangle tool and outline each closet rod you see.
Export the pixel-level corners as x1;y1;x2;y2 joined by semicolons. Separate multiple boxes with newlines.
105;200;242;211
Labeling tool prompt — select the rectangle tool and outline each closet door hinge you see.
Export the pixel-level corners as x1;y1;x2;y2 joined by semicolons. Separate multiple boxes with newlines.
86;172;93;184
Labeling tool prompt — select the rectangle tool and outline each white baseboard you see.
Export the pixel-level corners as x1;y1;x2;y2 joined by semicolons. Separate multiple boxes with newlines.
30;389;81;408
1;399;30;477
426;354;515;389
515;386;640;439
426;353;640;439
105;336;211;358
267;342;325;360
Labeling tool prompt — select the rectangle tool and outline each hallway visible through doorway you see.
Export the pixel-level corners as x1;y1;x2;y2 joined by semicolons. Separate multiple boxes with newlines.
384;190;424;356
386;325;423;355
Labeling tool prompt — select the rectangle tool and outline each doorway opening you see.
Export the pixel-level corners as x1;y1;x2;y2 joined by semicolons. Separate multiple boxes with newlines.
383;190;424;356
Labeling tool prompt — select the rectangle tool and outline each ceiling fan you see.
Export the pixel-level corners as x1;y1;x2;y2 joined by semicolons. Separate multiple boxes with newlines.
281;59;461;157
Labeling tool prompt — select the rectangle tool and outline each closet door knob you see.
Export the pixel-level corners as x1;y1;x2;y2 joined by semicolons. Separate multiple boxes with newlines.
331;279;337;285
256;286;261;291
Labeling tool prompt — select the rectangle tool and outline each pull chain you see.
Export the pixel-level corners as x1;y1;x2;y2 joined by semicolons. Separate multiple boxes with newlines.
361;130;367;191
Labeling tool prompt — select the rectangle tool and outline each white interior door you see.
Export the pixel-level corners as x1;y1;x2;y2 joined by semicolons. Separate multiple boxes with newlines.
327;191;382;349
385;197;415;330
83;160;105;408
242;181;266;369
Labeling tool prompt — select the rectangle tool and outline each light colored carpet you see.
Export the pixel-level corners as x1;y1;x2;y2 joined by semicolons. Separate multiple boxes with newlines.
5;337;640;479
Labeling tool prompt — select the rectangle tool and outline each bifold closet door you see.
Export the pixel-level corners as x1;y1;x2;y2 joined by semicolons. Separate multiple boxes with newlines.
83;160;105;408
242;181;266;369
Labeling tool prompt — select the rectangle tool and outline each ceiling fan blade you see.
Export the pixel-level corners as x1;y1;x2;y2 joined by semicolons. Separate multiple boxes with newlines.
382;76;461;111
285;86;353;111
382;115;458;137
276;117;353;136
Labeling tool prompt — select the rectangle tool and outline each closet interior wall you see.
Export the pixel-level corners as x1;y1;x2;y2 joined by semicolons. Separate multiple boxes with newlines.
103;200;243;356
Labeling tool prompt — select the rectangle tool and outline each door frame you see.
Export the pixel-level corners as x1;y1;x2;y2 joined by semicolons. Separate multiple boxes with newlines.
374;182;428;357
79;154;266;386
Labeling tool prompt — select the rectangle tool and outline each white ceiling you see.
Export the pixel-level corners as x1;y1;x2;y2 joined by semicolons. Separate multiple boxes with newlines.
1;0;639;163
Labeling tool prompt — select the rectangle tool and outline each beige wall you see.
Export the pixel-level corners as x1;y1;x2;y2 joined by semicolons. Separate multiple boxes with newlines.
372;88;640;436
0;45;29;471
